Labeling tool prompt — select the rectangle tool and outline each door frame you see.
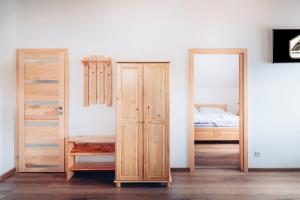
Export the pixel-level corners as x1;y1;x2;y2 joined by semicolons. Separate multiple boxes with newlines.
188;48;248;173
16;49;69;172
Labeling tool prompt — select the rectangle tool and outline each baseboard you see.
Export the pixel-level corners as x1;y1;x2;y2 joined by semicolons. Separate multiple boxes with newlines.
171;168;190;172
171;168;300;172
249;168;300;172
0;168;16;182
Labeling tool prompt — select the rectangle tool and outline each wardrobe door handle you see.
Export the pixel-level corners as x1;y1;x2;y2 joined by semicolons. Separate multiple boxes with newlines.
136;107;139;111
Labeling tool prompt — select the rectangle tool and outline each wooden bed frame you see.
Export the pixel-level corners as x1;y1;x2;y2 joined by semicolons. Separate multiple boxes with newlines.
194;104;239;141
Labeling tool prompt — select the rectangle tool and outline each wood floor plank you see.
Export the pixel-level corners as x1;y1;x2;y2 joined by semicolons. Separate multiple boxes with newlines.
195;143;240;168
1;169;300;200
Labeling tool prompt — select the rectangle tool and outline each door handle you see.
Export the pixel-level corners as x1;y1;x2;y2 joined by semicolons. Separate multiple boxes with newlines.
55;106;63;111
55;106;64;115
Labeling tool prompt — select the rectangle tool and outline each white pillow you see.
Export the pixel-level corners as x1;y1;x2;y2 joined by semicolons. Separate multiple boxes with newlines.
198;107;226;114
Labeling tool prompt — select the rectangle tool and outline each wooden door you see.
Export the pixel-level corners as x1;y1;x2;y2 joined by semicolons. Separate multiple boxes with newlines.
17;49;68;172
143;63;169;180
116;63;143;181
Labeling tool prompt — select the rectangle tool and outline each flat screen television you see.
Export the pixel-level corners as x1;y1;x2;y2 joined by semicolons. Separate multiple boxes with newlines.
273;29;300;63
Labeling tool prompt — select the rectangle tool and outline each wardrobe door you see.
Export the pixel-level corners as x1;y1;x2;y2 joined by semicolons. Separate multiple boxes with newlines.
143;63;169;180
116;63;143;181
17;49;68;172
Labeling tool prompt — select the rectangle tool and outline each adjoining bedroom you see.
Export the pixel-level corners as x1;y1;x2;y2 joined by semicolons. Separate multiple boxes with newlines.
189;49;247;172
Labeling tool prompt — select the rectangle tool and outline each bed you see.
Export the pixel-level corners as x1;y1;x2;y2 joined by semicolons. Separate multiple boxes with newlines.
194;104;239;141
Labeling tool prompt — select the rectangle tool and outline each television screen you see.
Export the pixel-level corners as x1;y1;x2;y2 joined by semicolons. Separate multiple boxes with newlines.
273;29;300;63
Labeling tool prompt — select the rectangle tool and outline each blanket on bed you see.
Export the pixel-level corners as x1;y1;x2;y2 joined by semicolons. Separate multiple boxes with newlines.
194;107;239;128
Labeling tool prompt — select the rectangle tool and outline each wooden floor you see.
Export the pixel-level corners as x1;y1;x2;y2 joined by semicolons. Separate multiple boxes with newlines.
195;142;239;168
1;170;300;200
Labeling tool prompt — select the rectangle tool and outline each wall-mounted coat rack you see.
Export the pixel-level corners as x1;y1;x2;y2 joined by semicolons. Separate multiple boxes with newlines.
81;56;112;107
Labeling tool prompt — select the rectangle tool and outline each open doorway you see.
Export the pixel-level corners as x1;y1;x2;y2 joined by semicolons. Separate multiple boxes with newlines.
189;49;248;173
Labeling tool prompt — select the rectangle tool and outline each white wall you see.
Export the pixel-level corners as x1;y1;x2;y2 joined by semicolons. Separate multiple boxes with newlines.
194;54;239;114
0;0;16;174
14;0;300;168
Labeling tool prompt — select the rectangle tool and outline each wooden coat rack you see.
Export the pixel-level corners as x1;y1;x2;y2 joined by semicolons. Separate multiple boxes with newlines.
82;56;112;107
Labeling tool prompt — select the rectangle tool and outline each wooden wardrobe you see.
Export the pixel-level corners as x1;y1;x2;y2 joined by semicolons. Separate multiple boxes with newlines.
115;62;171;187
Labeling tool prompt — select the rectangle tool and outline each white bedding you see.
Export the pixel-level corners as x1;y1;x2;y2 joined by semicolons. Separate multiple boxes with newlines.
194;107;239;128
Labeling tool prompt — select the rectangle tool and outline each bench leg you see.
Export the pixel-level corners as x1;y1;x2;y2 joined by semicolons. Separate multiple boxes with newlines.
66;171;74;181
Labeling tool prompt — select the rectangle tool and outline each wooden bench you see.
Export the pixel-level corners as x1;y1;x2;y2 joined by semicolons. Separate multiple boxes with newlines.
65;135;115;180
